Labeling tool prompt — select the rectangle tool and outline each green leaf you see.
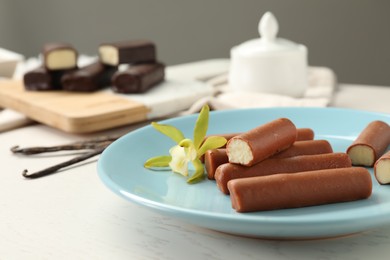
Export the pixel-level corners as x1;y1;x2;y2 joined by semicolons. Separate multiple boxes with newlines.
151;122;185;144
187;158;205;184
144;155;172;169
193;105;210;149
197;136;227;157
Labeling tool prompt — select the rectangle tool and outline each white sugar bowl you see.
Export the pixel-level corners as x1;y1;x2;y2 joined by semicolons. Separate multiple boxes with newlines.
228;12;308;97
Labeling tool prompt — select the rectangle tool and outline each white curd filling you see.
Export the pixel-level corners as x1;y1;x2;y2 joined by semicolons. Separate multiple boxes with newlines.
347;145;374;166
376;160;390;184
227;139;253;165
99;46;119;66
46;50;77;70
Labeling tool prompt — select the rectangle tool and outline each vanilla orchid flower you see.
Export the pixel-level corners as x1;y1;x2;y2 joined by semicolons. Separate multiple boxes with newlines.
169;144;196;176
144;105;227;184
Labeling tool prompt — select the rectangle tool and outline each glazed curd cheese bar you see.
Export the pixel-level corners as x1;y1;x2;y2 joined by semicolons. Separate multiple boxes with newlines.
228;167;372;212
23;42;78;90
99;40;156;66
226;118;297;166
374;150;390;184
200;128;314;163
347;120;390;167
205;149;229;180
43;43;78;70
23;66;70;91
205;139;333;180
111;62;165;93
62;61;117;92
23;40;165;93
215;152;352;194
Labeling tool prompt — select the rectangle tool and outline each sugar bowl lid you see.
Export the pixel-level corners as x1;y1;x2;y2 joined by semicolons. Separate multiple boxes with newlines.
232;12;306;56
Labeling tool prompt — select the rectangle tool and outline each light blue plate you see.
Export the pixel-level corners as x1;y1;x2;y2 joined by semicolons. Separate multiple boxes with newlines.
97;107;390;239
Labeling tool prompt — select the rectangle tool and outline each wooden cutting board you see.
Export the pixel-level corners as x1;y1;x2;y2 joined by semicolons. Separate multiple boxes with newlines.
0;79;212;133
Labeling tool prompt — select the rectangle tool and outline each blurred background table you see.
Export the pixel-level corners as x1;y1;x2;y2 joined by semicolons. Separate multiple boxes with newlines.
1;60;390;259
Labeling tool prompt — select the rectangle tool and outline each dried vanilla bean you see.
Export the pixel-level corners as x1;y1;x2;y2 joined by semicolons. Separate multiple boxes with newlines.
12;135;120;179
11;140;114;155
11;135;120;155
22;147;105;179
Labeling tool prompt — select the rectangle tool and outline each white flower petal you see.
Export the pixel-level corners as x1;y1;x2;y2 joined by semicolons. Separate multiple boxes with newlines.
169;145;189;176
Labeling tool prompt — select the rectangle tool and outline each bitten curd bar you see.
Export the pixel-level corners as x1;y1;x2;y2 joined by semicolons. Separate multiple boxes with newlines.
347;120;390;167
226;118;297;166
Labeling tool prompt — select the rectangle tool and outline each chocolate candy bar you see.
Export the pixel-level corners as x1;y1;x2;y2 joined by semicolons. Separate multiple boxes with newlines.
99;40;156;66
347;120;390;166
61;61;117;92
226;118;297;166
205;149;229;180
205;140;333;180
43;43;78;70
23;66;68;91
228;167;372;212
111;62;165;93
374;150;390;184
215;152;352;194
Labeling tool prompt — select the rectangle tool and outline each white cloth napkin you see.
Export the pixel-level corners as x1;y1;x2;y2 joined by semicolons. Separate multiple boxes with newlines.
0;56;46;132
181;66;337;115
0;109;33;132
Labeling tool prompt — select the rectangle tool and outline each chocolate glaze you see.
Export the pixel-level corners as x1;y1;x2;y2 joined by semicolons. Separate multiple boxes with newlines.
271;139;332;159
296;128;315;141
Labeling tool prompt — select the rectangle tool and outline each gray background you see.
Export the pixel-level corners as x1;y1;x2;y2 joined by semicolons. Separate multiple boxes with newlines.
0;0;389;86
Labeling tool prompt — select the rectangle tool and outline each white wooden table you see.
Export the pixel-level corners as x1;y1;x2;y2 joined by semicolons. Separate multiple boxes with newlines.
2;60;390;260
